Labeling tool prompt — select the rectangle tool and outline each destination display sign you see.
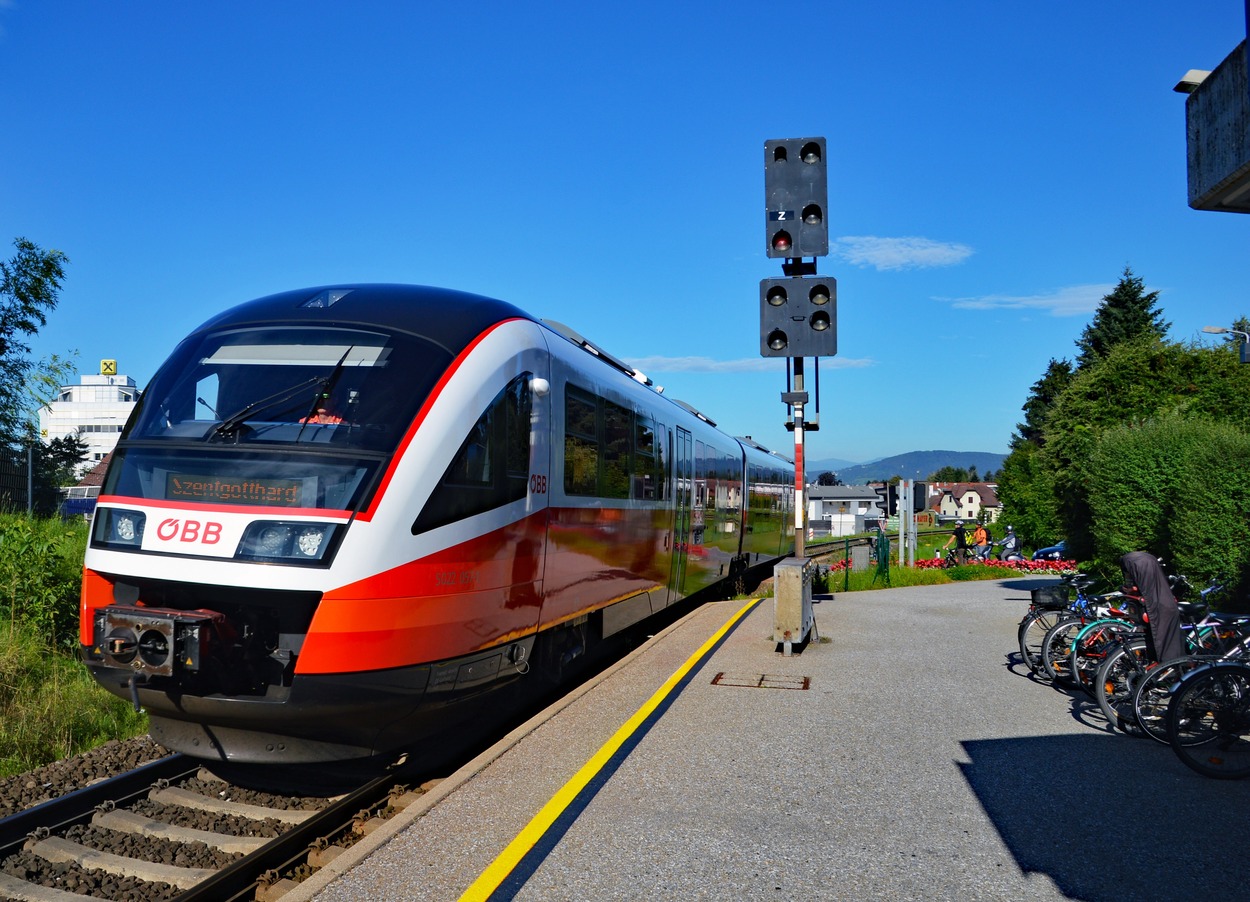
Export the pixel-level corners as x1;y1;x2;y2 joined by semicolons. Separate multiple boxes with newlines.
166;474;303;507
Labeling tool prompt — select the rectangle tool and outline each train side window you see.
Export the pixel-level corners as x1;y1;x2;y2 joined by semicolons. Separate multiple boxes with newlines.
564;387;598;496
411;373;532;535
656;424;669;501
504;377;532;478
633;417;656;500
447;421;492;486
602;400;631;499
563;386;659;501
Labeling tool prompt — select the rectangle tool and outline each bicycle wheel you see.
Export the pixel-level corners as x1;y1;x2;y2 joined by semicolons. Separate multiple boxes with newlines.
1069;619;1134;698
1132;656;1219;745
1018;609;1069;674
1094;637;1149;732
1041;619;1084;686
1167;662;1250;779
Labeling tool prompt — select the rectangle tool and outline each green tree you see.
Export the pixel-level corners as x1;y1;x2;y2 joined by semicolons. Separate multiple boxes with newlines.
0;239;69;449
1012;358;1075;449
996;441;1061;550
1074;267;1168;370
1042;335;1250;560
0;238;83;512
998;359;1074;543
32;432;89;515
929;465;971;482
816;471;841;486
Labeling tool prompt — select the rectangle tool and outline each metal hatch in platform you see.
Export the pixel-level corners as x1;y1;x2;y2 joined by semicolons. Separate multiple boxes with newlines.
711;672;810;690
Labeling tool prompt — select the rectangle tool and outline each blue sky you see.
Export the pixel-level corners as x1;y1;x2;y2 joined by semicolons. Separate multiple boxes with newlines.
1;2;1246;467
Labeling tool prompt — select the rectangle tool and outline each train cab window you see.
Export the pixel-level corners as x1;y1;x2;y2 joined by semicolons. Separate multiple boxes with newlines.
127;325;450;454
411;373;533;535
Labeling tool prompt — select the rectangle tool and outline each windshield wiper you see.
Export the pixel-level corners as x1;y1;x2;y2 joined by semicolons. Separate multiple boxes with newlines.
295;347;355;442
212;376;325;438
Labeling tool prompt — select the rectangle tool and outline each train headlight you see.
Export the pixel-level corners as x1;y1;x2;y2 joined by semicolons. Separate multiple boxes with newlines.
91;508;147;550
296;526;325;557
237;521;339;563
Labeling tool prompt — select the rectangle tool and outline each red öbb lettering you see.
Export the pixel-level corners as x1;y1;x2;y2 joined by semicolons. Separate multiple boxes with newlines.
156;518;223;545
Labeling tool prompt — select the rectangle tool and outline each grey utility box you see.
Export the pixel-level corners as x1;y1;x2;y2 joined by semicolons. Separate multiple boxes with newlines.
773;557;814;652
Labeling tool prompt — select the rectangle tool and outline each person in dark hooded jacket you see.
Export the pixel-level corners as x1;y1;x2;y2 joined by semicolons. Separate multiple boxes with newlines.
1120;551;1183;663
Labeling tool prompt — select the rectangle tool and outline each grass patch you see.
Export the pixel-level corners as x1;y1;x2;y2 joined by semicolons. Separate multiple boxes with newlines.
834;566;984;591
0;621;148;779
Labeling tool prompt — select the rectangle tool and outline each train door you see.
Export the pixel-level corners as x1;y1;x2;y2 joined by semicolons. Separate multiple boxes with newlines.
668;426;693;602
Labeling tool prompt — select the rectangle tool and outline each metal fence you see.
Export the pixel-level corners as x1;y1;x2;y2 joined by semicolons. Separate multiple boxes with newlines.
0;450;30;512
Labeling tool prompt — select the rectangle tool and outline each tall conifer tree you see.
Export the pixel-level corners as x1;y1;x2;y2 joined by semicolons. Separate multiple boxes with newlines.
1074;266;1168;369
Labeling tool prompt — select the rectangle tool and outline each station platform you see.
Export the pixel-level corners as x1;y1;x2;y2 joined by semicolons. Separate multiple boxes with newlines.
285;578;1250;902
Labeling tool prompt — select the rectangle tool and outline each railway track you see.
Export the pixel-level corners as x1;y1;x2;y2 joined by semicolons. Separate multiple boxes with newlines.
0;754;425;901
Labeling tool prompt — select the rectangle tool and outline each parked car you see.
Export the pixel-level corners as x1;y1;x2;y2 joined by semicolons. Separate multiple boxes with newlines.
1032;540;1068;561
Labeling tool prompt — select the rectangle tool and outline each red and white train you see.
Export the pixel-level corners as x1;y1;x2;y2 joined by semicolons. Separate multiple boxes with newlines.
80;284;794;766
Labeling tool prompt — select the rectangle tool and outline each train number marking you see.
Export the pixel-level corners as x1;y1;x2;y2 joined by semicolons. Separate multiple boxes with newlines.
529;474;547;495
434;570;479;588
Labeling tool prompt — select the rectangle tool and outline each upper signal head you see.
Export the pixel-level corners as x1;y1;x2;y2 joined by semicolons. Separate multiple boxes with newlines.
764;137;828;259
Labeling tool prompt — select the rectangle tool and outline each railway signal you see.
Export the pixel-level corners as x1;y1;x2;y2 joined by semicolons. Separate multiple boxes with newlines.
759;135;837;566
764;137;828;259
758;276;837;358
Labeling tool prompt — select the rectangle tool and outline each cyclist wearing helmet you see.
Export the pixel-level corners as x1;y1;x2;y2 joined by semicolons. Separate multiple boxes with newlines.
995;525;1022;560
943;519;969;565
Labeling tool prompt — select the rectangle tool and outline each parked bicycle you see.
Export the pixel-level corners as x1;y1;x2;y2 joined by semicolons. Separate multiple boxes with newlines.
1039;587;1133;687
1094;579;1242;734
1130;598;1250;744
1007;564;1250;779
1166;660;1250;779
1017;572;1103;675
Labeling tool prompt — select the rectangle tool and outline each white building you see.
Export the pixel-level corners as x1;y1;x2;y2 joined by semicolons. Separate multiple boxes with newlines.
39;361;138;477
806;485;885;537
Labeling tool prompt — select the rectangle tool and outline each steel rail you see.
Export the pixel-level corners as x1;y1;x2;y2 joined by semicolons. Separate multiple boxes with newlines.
173;770;400;902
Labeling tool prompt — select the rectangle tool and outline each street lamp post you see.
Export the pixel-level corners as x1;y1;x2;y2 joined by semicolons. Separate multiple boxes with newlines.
1202;325;1250;364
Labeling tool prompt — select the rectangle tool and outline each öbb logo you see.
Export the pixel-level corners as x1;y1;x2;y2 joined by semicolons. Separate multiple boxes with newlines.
156;518;222;545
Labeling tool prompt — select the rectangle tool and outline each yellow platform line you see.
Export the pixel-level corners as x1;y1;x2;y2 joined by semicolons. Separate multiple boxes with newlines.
458;597;762;901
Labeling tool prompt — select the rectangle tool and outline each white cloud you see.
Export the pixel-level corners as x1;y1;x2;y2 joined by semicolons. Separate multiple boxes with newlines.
834;235;974;271
938;283;1113;317
625;355;874;375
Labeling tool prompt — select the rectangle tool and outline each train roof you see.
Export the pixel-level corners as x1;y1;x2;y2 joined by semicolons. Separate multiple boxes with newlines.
189;284;535;357
182;283;793;465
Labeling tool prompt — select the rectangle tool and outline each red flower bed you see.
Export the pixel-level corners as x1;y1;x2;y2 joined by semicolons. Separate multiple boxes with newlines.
913;558;1079;574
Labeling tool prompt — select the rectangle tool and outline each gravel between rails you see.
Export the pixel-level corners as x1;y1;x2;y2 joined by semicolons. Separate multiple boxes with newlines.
0;737;171;821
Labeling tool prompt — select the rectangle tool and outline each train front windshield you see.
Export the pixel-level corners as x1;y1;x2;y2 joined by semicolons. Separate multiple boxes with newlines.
104;325;452;515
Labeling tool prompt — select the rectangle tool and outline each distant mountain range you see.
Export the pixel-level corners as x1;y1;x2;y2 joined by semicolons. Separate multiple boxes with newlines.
806;450;1007;485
